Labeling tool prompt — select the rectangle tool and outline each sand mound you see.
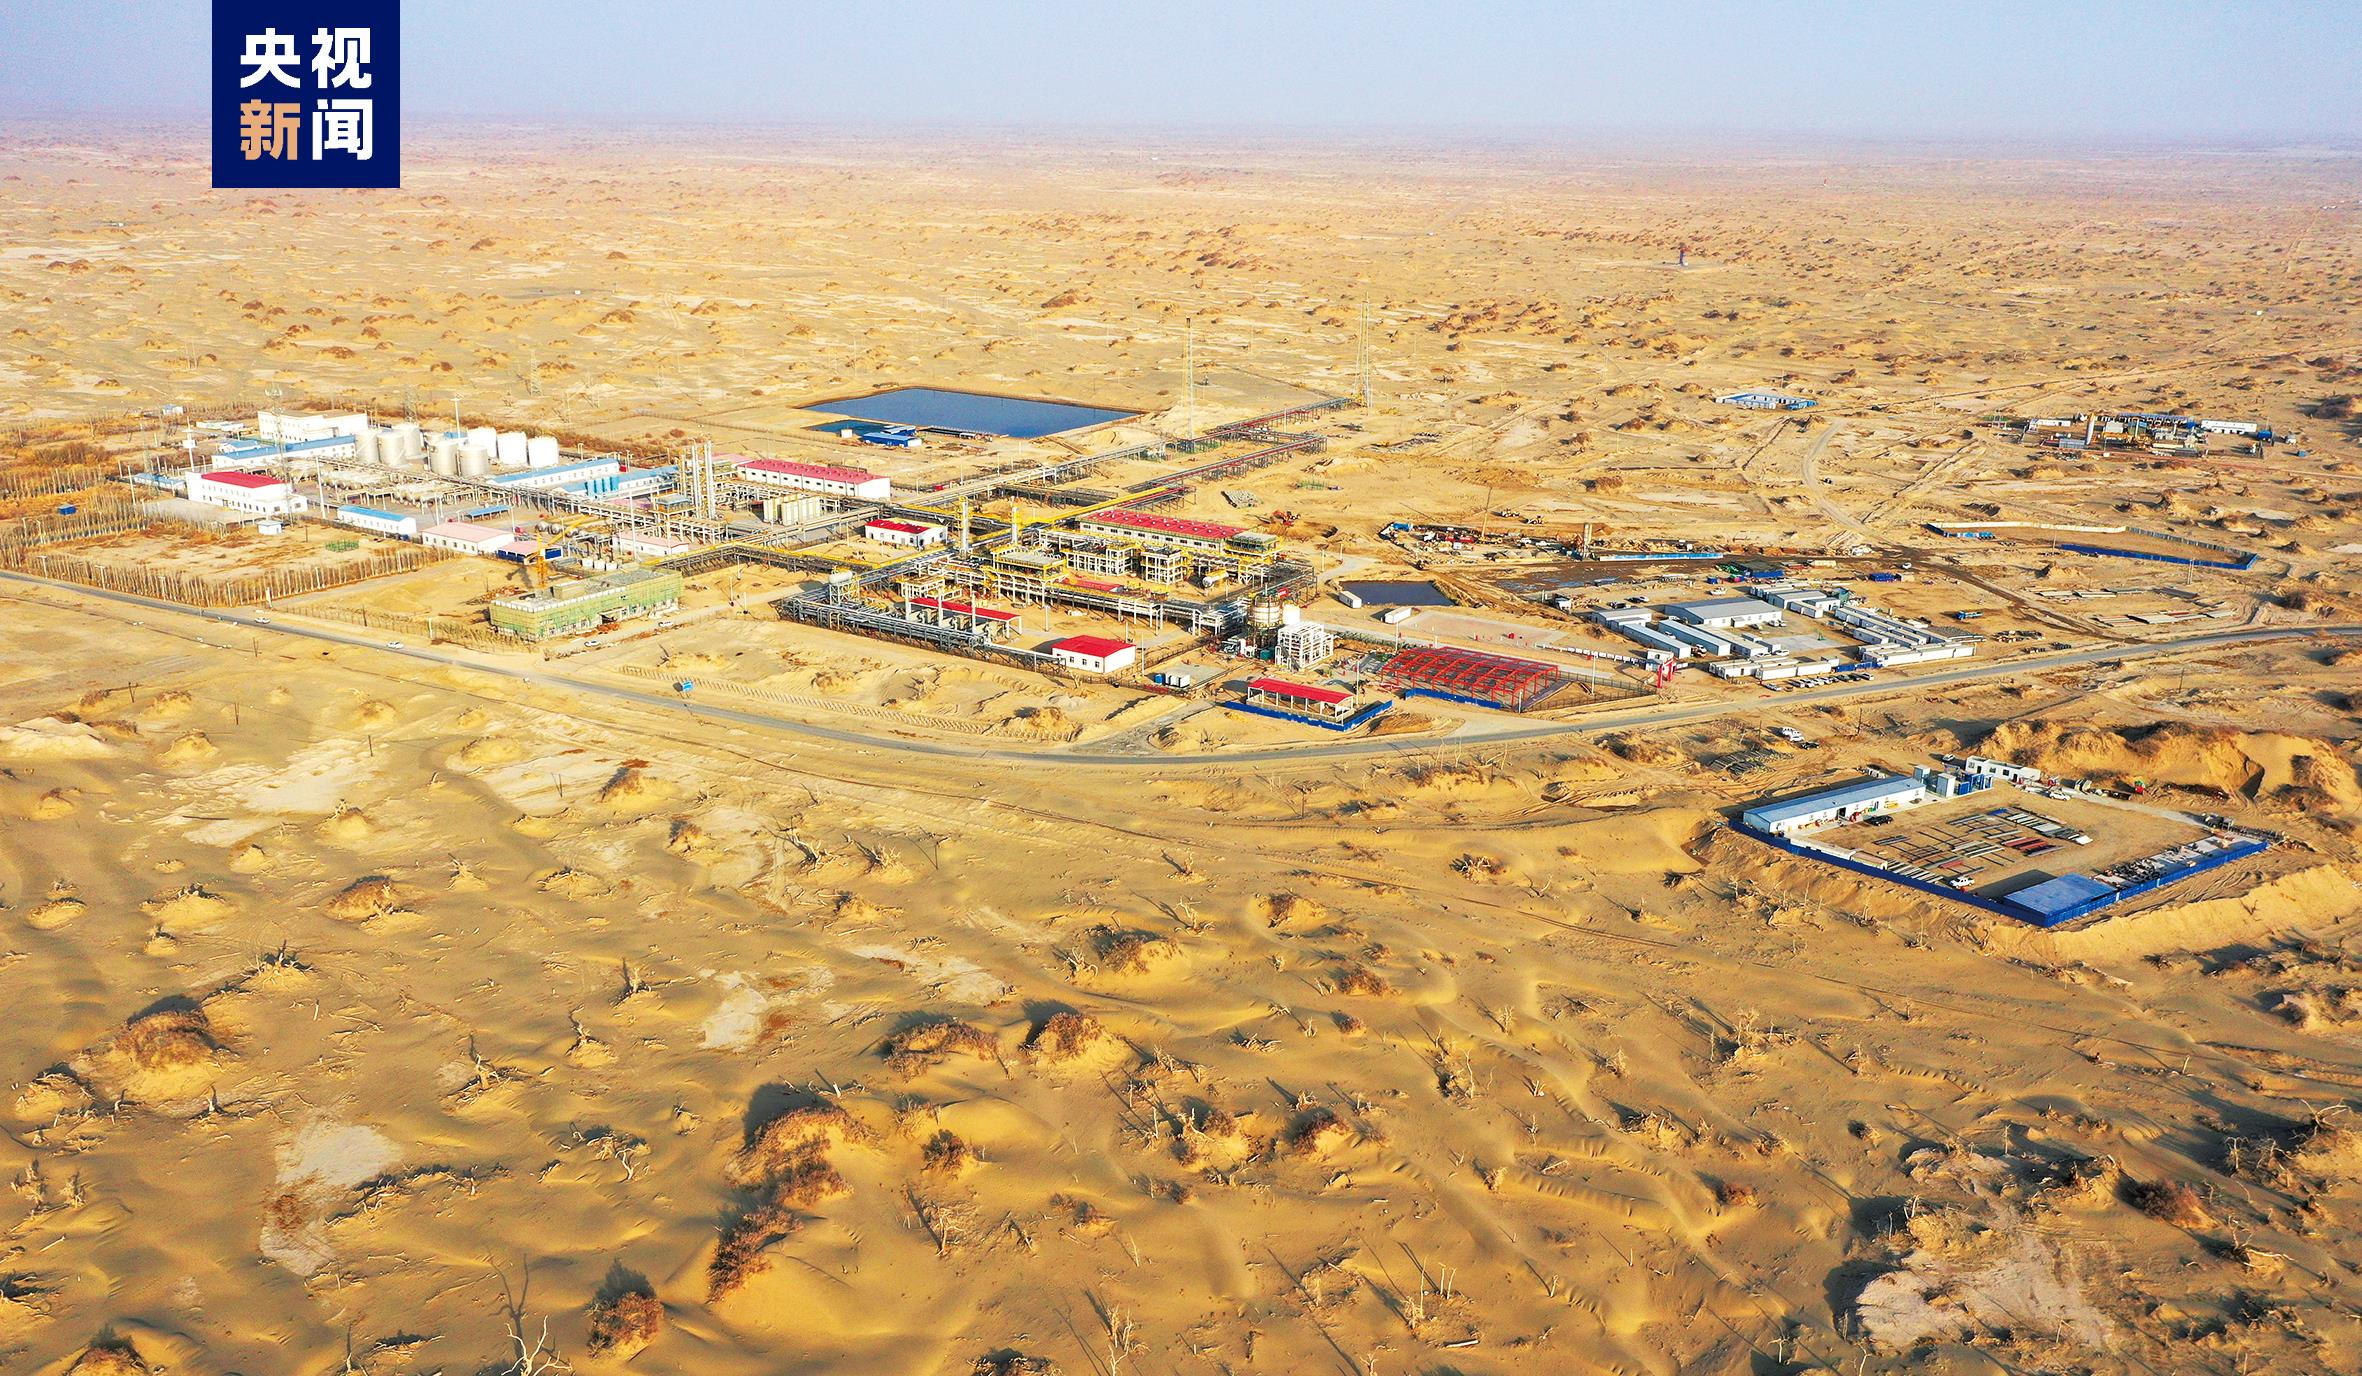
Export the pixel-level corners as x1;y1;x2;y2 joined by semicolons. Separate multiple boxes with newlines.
538;867;613;899
315;805;373;842
1253;892;1327;929
1023;1011;1127;1070
157;731;217;765
14;1070;95;1121
141;884;232;931
1979;720;2361;819
1084;925;1186;978
455;736;523;767
883;1018;1001;1073
598;764;671;809
724;1102;870;1189
322;876;409;923
349;699;399;729
28;787;78;819
138;689;196;721
1848;1209;2110;1354
0;717;118;760
228;842;270;873
26;886;88;930
665;817;712;855
67;1337;154;1374
2023;864;2360;962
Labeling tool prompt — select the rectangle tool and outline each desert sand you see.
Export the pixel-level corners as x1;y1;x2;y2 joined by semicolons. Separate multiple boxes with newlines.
0;129;2359;1375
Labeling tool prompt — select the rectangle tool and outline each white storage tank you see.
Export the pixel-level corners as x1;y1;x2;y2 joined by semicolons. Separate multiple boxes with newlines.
526;435;561;468
390;421;425;463
355;428;382;465
1247;599;1285;631
496;430;528;467
466;426;498;455
429;437;461;476
459;444;492;478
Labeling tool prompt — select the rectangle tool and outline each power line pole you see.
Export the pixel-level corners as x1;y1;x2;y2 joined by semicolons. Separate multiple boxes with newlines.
1357;302;1374;409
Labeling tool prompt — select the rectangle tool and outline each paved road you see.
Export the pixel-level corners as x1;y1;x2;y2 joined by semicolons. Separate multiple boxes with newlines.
6;569;2356;771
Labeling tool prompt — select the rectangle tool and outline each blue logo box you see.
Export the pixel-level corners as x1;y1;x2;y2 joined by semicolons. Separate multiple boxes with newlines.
211;0;400;188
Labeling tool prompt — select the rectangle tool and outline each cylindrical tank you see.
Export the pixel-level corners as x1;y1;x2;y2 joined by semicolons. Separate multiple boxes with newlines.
429;437;461;475
1279;603;1302;626
527;435;560;468
354;428;382;465
391;421;424;463
496;430;528;467
1248;598;1285;631
466;426;498;455
459;444;493;478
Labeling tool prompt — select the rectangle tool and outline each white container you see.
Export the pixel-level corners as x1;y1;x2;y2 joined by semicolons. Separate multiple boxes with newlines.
466;426;498;455
355;428;382;465
459;444;493;478
429;438;461;476
390;421;425;463
496;431;528;467
527;435;561;468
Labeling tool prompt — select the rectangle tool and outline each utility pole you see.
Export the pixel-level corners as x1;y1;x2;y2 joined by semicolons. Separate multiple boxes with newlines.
1357;302;1374;409
1183;318;1197;442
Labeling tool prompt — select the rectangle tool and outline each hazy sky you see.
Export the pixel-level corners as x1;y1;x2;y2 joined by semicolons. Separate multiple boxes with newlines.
3;0;2358;142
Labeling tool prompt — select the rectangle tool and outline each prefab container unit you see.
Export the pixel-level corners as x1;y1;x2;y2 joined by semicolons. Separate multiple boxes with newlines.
1046;635;1138;674
863;518;947;548
257;410;370;443
493;457;622;492
419;520;514;555
336;505;418;538
487;568;684;640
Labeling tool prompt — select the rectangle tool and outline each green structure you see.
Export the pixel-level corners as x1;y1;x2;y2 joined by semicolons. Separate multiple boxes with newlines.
488;567;683;639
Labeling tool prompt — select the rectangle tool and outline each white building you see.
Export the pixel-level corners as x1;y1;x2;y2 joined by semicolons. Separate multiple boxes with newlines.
1741;773;1930;835
730;456;892;502
862;518;946;548
336;505;417;538
491;457;621;492
1047;635;1138;674
185;470;306;516
1666;597;1784;630
257;410;370;443
614;530;700;560
419;519;514;555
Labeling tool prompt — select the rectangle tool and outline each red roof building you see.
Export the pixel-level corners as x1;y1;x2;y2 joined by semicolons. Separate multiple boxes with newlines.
909;595;1016;624
732;457;892;499
1046;634;1139;673
1247;677;1351;706
1078;508;1244;546
197;469;285;490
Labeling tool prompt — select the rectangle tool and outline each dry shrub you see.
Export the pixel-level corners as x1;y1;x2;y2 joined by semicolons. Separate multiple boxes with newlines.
972;1355;1056;1376
1284;1107;1355;1158
120;1004;217;1071
725;1102;867;1188
68;1338;151;1374
1717;1179;1758;1209
1089;926;1180;975
883;1018;999;1073
322;875;402;922
584;1288;663;1355
1333;965;1393;997
1256;892;1326;928
923;1130;980;1175
1024;1011;1111;1065
708;1196;803;1301
2127;1178;2213;1228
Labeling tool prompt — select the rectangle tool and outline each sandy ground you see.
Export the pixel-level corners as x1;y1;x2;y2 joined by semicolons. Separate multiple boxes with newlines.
0;131;2359;1375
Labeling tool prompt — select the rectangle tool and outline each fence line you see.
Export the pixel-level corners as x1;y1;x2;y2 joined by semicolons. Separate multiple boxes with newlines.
609;662;1000;737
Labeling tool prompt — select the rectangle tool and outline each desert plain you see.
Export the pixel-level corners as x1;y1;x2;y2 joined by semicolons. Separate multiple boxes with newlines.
0;128;2359;1375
